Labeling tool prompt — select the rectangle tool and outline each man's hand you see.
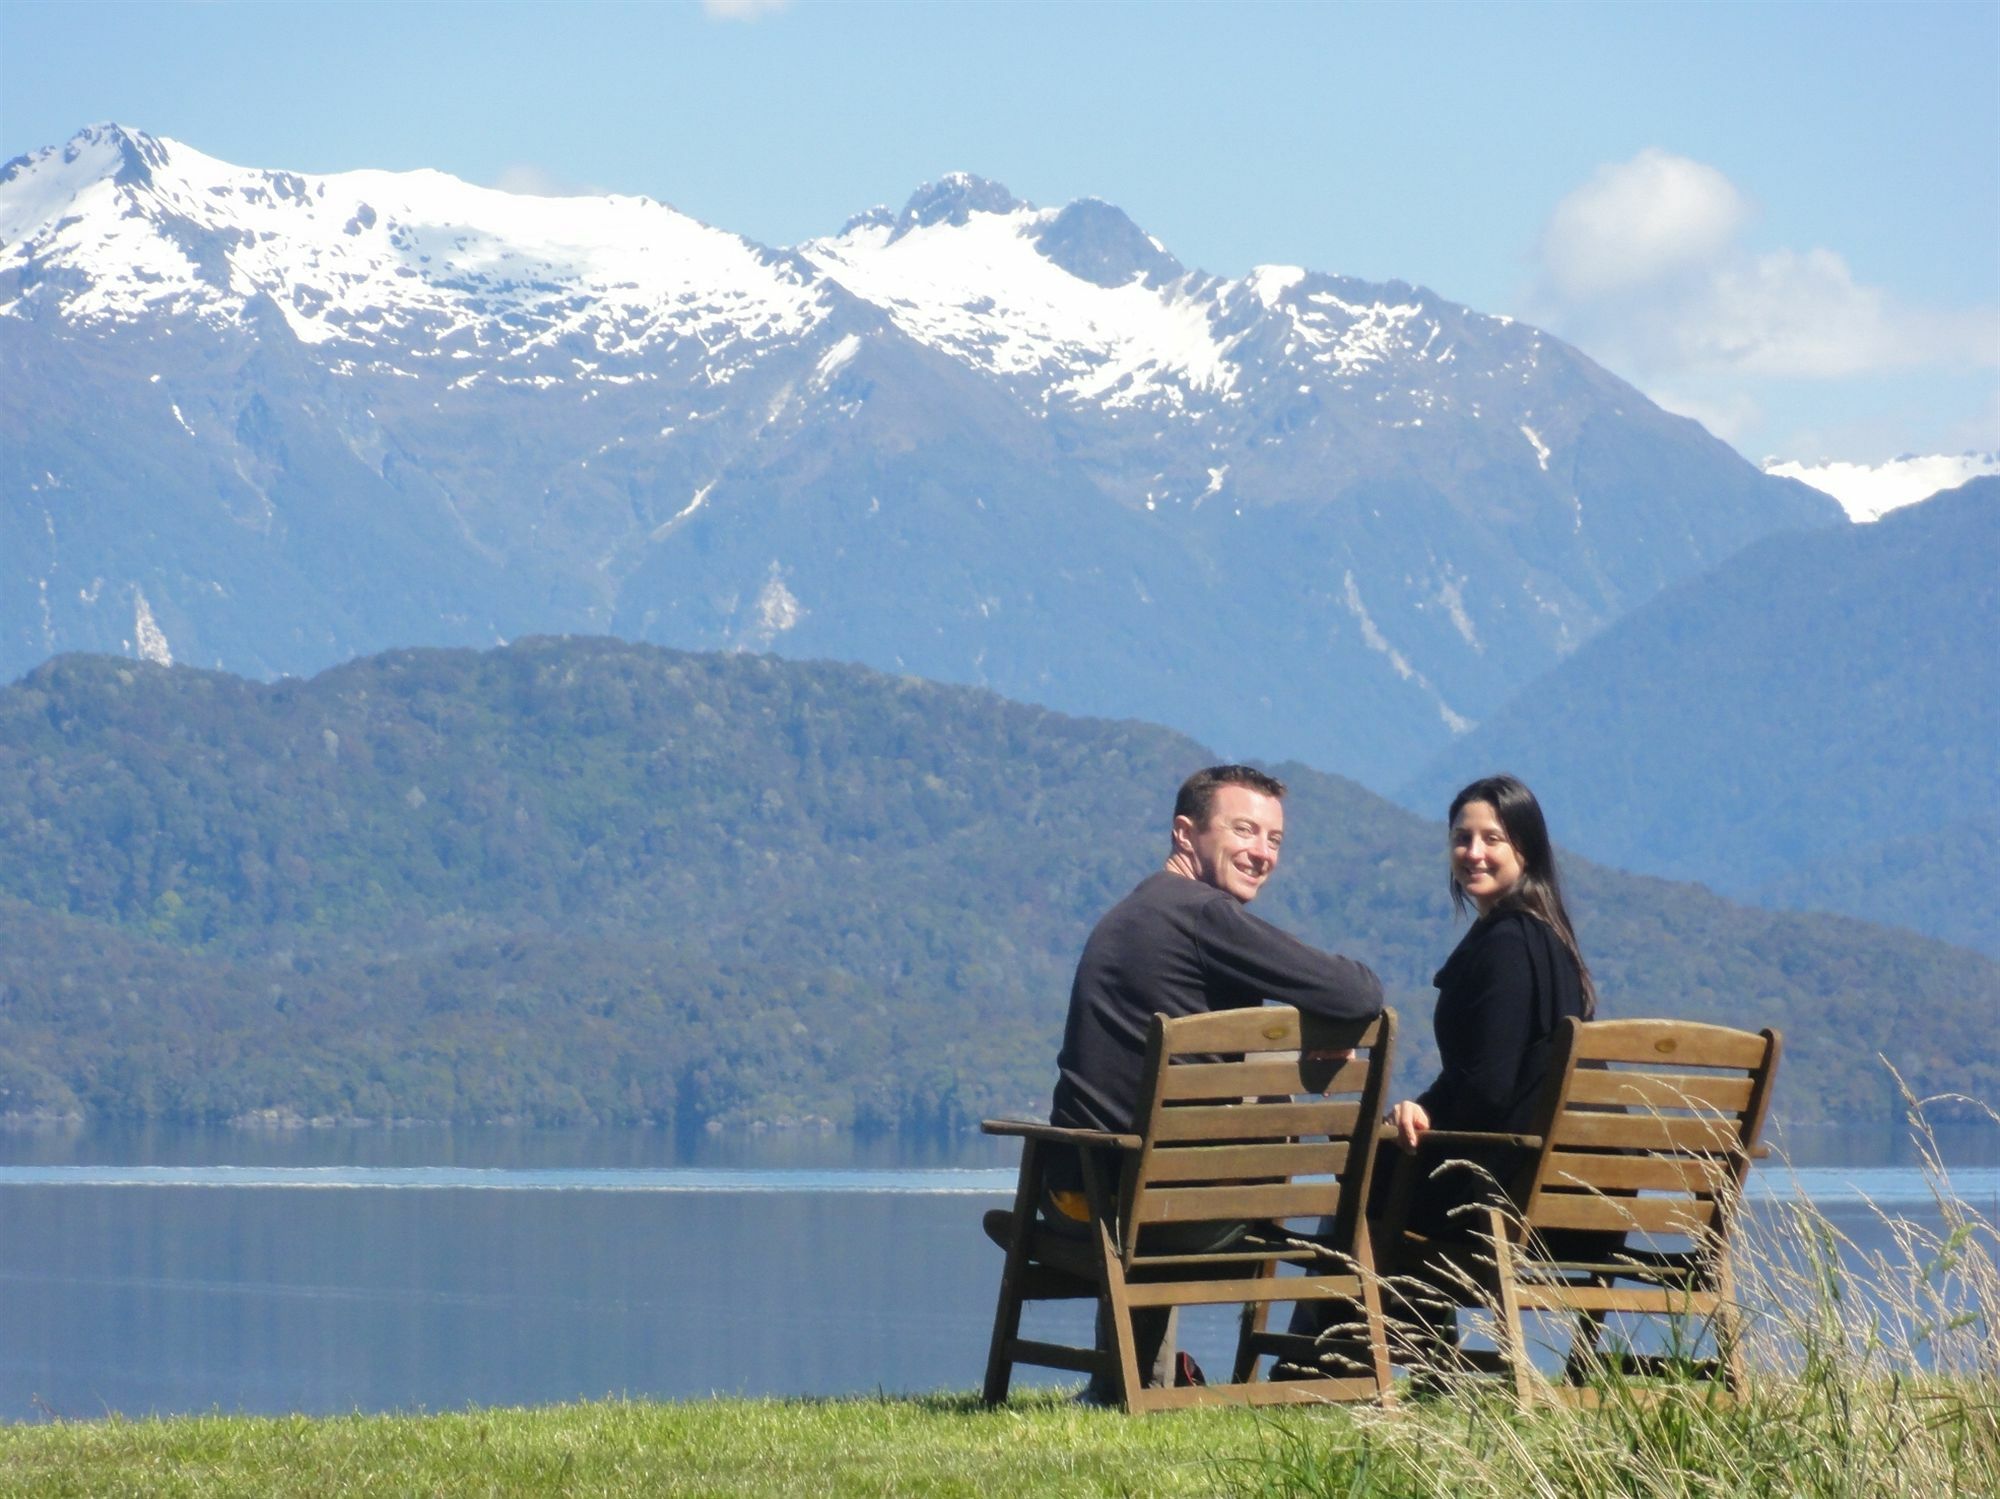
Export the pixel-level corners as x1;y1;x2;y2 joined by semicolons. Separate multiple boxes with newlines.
1388;1098;1430;1150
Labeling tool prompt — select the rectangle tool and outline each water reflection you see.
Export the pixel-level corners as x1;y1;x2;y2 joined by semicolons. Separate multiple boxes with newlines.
0;1122;1026;1173
0;1123;1990;1423
0;1183;1065;1422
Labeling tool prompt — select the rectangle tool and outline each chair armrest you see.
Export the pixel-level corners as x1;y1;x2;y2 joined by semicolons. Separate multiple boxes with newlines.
979;1118;1143;1151
1376;1124;1543;1152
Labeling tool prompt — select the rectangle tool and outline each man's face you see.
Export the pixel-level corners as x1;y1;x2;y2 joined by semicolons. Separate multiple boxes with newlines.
1173;783;1284;903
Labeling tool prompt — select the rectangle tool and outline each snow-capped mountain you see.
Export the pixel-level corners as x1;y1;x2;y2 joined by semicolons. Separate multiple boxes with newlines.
1;125;823;359
1764;453;2000;523
0;126;1838;787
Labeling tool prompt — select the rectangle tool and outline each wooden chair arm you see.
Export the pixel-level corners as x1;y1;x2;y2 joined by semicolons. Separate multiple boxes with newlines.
1375;1124;1543;1152
1368;1124;1763;1157
979;1118;1143;1151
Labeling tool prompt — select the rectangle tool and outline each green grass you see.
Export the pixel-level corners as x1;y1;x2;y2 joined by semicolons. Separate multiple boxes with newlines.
0;1391;1302;1498
1245;1376;2000;1498
6;1373;1994;1499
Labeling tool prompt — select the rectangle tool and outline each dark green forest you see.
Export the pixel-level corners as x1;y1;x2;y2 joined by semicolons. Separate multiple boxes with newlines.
0;638;1992;1131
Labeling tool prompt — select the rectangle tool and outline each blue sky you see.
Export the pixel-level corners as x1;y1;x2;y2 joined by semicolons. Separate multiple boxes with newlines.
3;0;1995;464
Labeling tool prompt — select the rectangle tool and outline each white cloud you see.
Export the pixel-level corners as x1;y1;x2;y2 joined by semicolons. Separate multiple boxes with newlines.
1685;247;1990;377
1539;149;1748;300
701;0;790;18
1764;452;2000;522
1530;149;1998;383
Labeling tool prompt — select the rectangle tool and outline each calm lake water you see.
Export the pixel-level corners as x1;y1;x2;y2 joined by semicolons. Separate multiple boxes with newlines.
1;1123;1993;1423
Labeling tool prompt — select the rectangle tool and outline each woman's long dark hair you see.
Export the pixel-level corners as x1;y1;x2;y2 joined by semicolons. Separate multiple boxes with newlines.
1448;774;1596;1018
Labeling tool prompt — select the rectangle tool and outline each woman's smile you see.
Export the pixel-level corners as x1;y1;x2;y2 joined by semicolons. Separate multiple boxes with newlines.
1450;798;1524;913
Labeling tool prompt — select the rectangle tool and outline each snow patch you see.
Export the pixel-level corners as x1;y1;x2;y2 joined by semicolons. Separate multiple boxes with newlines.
1343;571;1470;733
1436;571;1481;651
801;204;1239;409
1344;572;1416;683
1197;464;1229;507
1296;291;1426;374
1520;424;1550;470
132;587;172;666
812;333;861;384
1247;265;1306;308
652;480;717;540
743;564;804;648
1763;452;2000;523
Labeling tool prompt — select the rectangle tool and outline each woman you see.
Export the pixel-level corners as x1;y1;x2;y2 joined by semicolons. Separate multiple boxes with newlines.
1386;773;1596;1240
1284;775;1595;1366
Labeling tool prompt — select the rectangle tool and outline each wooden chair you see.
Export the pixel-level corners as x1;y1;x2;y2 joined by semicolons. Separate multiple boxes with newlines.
1378;1017;1781;1406
980;1005;1396;1411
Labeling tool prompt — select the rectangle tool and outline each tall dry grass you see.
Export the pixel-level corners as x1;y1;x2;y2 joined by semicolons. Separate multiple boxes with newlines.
1239;1091;1999;1498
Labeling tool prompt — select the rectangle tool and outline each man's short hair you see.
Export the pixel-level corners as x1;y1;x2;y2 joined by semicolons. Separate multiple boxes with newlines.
1173;764;1287;827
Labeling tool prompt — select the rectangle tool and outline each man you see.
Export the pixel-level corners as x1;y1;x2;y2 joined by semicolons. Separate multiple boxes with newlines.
1046;763;1383;1397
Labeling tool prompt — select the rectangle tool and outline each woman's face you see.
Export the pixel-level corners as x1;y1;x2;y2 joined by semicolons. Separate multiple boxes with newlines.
1451;799;1524;913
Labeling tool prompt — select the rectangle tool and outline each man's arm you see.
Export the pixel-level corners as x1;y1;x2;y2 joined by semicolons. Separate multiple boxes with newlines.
1194;898;1383;1020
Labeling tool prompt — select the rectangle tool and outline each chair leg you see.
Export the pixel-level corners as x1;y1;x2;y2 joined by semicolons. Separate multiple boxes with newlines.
981;1257;1025;1405
1353;1221;1395;1403
1232;1262;1277;1384
1560;1271;1608;1391
1563;1273;1610;1387
1096;1218;1144;1410
982;1143;1044;1405
1714;1250;1748;1399
1486;1208;1538;1409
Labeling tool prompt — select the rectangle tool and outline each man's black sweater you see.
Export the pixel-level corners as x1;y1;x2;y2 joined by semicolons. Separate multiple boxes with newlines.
1049;870;1384;1137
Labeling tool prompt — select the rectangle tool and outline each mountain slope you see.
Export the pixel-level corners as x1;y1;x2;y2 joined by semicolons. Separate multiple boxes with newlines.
1407;479;2000;954
1;126;1838;787
0;638;1990;1128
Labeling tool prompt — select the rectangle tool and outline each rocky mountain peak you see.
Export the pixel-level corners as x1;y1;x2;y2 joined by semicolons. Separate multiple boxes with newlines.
1031;197;1183;289
1;123;169;242
46;122;169;188
838;203;895;236
893;172;1023;236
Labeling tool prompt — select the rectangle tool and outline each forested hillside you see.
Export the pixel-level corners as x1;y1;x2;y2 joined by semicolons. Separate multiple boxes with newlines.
0;639;1991;1129
1409;479;1999;954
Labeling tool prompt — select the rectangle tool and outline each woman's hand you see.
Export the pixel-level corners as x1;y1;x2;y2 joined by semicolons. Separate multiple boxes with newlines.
1388;1099;1430;1150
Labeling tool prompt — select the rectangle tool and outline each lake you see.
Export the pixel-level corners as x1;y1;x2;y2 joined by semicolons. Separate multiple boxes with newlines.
1;1123;1993;1422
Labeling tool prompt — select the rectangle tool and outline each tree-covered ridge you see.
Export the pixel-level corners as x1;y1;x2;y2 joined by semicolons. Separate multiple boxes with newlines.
0;638;1991;1129
1408;478;1999;956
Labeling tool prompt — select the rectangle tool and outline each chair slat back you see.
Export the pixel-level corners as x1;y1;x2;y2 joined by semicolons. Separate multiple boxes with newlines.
1123;1006;1393;1270
1522;1018;1781;1248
